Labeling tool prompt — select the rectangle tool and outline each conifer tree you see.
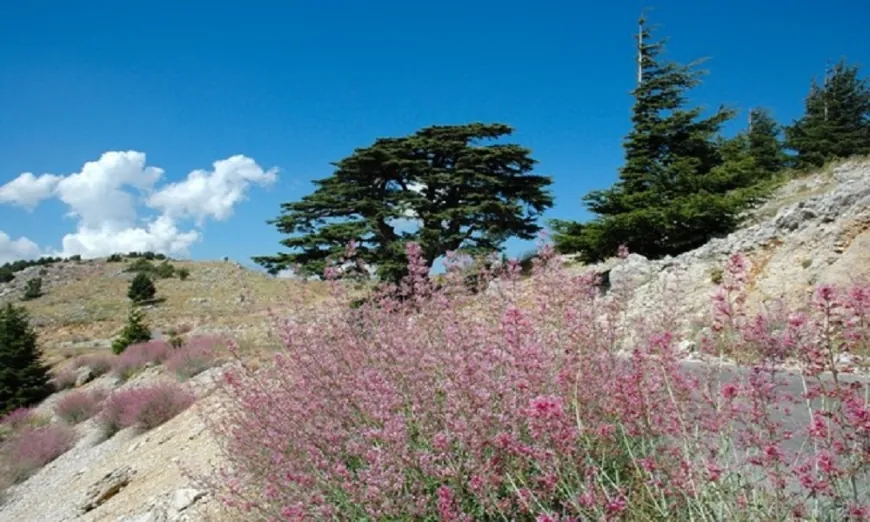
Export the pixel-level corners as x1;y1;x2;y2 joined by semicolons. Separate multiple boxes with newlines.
255;123;553;282
128;272;156;304
785;60;870;168
553;15;761;262
0;303;52;415
747;108;788;176
111;306;151;354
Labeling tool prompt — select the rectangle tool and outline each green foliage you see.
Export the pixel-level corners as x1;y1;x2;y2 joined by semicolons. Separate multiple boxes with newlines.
553;15;773;263
111;306;151;355
0;257;63;284
128;273;157;304
0;304;52;415
69;255;81;262
254;122;554;283
748;107;789;175
21;278;43;301
154;261;175;279
785;60;870;169
176;267;190;281
107;254;123;263
709;267;724;285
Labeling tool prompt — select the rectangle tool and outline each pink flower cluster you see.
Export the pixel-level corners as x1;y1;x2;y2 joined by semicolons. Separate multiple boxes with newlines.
98;381;195;436
205;244;870;520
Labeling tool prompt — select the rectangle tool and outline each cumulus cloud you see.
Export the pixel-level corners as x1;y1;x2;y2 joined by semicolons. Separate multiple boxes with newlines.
0;151;277;260
147;155;277;225
0;231;41;264
0;172;61;210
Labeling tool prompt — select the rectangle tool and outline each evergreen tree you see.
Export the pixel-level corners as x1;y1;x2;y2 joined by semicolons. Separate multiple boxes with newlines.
0;303;52;415
747;108;788;176
111;306;151;354
785;60;870;168
22;277;43;301
553;15;761;262
255;123;553;282
128;272;156;304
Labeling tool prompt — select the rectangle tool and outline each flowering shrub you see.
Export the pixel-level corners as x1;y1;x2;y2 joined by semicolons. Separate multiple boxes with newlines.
204;243;870;520
50;365;78;391
54;388;107;424
73;353;114;378
164;336;223;380
0;423;76;484
0;406;48;443
97;381;195;437
111;340;172;382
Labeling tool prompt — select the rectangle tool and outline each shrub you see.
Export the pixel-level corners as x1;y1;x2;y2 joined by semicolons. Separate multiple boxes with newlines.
204;243;870;520
107;253;123;263
154;261;175;279
128;272;156;303
111;340;172;381
21;277;43;300
0;407;48;442
177;267;190;281
0;423;76;483
72;353;113;378
111;307;152;355
164;337;222;380
0;304;52;415
54;389;106;424
97;382;194;437
69;254;82;262
50;365;78;391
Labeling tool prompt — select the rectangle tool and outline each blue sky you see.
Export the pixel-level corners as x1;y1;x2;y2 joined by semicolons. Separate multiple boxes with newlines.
1;0;868;270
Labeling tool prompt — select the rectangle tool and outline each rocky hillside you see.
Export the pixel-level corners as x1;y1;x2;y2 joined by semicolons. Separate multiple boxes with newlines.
0;257;318;366
578;157;870;350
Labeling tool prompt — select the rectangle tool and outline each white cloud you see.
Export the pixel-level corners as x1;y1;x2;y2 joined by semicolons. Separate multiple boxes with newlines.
147;155;277;225
0;172;61;210
0;231;41;264
0;151;277;261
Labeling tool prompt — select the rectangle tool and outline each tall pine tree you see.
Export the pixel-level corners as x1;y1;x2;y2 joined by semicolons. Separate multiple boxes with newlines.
554;15;761;262
785;60;870;168
0;303;52;415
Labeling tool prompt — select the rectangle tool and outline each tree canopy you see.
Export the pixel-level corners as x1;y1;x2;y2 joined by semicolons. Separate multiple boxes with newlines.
0;303;52;415
552;15;774;262
254;123;553;282
785;60;870;169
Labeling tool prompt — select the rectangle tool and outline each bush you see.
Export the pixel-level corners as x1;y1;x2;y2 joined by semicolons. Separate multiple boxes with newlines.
69;255;82;262
72;353;113;378
177;267;190;281
54;389;106;424
21;277;43;301
111;340;172;381
50;365;78;391
0;304;52;416
128;272;156;303
97;382;194;437
0;407;48;442
154;261;175;279
111;307;152;355
0;423;76;484
107;253;123;263
204;243;870;520
164;337;222;380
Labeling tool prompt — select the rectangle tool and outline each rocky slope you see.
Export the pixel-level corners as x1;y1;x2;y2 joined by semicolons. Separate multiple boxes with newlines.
579;157;870;349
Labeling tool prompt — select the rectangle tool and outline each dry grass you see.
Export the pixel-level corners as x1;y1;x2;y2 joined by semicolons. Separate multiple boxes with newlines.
3;258;334;364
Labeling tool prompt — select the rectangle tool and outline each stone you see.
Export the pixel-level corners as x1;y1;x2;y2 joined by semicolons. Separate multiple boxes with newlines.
170;488;205;512
75;365;96;387
81;466;136;513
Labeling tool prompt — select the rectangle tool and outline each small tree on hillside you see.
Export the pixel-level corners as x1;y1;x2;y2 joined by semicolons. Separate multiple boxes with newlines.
785;60;870;168
0;303;52;415
747;107;788;176
128;273;156;304
254;122;553;282
111;306;151;354
22;277;43;301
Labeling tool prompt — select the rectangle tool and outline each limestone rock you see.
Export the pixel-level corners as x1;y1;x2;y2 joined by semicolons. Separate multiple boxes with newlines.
75;365;96;387
81;466;136;513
